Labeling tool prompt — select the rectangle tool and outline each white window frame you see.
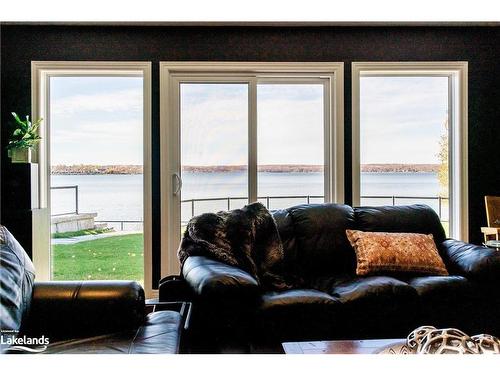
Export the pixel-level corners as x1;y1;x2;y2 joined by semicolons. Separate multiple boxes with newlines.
160;62;344;276
31;61;154;297
351;62;468;241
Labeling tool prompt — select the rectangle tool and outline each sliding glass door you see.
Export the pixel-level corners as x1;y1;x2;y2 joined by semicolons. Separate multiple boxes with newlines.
178;80;327;230
161;62;344;275
173;77;329;234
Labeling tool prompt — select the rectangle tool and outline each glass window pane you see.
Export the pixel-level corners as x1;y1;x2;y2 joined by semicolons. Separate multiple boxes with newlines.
49;76;144;284
257;83;325;210
359;76;449;232
180;83;248;227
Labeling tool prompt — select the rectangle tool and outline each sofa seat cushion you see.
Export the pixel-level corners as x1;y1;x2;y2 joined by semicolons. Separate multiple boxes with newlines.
409;275;472;297
255;289;341;341
37;311;182;354
408;276;482;331
331;276;417;304
328;276;419;338
260;289;339;309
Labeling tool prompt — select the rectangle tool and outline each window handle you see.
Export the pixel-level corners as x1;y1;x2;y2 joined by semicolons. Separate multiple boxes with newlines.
173;173;182;195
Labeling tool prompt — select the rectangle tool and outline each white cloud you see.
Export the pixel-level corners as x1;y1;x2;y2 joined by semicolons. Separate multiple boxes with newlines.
181;96;248;165
51;119;143;165
51;89;142;117
359;76;449;164
180;93;325;166
48;77;449;166
52;119;142;142
257;98;324;165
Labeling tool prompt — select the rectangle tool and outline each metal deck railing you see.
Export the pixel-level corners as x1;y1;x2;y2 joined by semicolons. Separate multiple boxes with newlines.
50;185;79;216
51;185;449;228
180;194;449;224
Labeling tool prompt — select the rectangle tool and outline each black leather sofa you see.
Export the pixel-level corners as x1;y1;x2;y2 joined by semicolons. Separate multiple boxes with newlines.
179;204;500;353
0;225;183;354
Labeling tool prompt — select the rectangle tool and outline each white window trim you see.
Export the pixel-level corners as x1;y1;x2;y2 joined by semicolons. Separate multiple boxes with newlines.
31;61;155;298
351;61;468;241
160;62;344;277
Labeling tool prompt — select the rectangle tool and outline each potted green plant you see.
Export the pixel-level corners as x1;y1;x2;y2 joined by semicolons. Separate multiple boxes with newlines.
6;112;42;163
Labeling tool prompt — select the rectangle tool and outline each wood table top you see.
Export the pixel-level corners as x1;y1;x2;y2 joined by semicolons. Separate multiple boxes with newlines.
282;338;407;354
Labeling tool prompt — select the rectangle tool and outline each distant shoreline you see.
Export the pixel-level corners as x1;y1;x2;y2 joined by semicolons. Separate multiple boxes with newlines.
51;165;144;175
51;163;440;175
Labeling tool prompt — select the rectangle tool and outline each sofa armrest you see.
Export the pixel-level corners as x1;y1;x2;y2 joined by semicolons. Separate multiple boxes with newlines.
439;239;500;282
158;275;193;302
23;280;145;341
182;256;260;301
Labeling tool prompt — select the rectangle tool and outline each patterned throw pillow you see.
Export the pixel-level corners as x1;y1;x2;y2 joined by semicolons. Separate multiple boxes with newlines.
345;230;448;276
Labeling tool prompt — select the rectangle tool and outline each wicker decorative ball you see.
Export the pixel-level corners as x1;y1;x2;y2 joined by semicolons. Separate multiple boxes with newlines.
407;326;437;352
471;334;500;354
419;328;480;354
379;326;500;354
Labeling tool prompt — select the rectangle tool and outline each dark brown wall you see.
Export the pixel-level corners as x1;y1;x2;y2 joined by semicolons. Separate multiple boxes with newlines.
1;24;499;287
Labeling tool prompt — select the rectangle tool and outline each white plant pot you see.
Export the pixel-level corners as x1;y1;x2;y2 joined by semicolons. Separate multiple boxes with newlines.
8;148;33;163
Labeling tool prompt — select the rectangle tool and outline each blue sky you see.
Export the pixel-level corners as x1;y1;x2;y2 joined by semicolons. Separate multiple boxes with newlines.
49;76;448;166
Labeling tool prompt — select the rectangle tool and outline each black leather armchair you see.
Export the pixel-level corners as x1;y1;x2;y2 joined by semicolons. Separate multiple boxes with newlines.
0;225;184;354
179;204;500;352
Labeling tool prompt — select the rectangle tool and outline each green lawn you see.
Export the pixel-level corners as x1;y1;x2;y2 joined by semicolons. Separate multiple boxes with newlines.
52;233;144;284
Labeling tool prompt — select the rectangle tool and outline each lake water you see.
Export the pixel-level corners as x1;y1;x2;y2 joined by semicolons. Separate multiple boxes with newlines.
51;172;448;228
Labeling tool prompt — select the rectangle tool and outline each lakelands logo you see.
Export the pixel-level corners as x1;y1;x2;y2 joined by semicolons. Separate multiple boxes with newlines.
1;330;49;353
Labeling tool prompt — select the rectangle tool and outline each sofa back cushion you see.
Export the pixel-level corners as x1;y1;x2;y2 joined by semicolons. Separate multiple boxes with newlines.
0;226;35;336
354;204;447;245
276;204;357;278
272;209;299;265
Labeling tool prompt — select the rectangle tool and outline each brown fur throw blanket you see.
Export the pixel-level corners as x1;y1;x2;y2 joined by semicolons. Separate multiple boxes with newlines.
178;202;292;291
